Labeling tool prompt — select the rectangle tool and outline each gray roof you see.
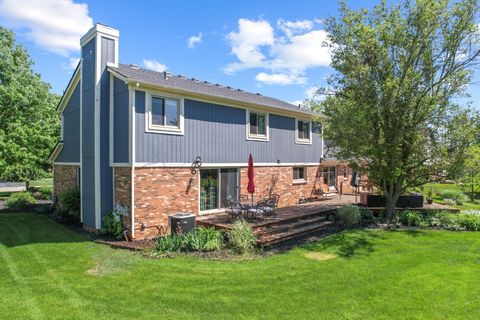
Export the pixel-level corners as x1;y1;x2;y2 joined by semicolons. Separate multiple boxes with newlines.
108;63;313;115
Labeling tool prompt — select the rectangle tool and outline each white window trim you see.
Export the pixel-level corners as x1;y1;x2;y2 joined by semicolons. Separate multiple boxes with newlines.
246;109;269;141
293;166;307;184
295;118;312;145
145;90;184;135
60;115;64;141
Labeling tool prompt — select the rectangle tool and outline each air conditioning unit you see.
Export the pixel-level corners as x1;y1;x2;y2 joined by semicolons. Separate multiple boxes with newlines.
169;212;196;234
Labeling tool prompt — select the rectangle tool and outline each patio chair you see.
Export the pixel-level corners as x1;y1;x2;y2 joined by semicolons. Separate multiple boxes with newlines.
247;200;268;220
263;194;279;217
223;198;242;220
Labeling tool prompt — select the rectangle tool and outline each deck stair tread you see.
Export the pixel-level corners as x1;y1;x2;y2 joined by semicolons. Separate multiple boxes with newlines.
197;203;337;247
254;215;330;236
257;220;334;246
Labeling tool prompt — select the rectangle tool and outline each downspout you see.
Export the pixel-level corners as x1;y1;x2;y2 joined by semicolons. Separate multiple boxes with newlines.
129;86;136;239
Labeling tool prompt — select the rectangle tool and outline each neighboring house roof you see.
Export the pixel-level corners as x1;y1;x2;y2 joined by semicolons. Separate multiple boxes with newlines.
108;63;315;116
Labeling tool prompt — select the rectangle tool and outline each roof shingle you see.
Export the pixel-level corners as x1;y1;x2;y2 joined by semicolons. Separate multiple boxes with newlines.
109;64;314;115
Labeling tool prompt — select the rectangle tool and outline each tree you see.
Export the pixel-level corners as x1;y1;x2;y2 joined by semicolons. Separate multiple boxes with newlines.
322;0;480;222
0;27;60;184
456;145;480;202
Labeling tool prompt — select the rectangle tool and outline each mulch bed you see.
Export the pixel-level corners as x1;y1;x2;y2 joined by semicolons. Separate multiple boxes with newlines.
95;238;156;251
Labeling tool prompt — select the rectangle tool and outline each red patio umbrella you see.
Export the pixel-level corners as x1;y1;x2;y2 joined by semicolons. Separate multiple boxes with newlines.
247;153;255;204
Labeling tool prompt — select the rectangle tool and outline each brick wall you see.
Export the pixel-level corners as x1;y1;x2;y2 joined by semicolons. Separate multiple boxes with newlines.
53;165;79;199
114;167;132;230
133;167;198;239
239;166;323;207
129;164;366;240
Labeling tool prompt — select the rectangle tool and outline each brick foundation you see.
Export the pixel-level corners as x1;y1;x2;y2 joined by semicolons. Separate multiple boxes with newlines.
53;165;79;199
114;167;132;231
133;167;199;239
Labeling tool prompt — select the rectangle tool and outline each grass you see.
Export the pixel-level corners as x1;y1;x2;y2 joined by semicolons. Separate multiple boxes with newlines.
423;183;480;211
1;213;480;319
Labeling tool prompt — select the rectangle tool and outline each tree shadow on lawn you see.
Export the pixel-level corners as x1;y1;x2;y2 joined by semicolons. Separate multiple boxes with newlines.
301;229;433;259
301;230;384;259
0;212;88;248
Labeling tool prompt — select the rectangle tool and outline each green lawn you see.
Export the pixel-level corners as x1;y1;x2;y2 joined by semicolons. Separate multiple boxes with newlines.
1;213;480;319
423;183;480;211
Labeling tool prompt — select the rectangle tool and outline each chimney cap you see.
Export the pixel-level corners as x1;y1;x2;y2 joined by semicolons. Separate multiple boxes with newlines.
80;23;119;46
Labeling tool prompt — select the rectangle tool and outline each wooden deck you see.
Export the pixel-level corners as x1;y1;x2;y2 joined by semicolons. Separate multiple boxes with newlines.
197;195;459;246
197;202;337;246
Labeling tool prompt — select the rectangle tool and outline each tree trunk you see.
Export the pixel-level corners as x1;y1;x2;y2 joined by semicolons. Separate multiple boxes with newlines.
471;178;475;202
384;188;402;223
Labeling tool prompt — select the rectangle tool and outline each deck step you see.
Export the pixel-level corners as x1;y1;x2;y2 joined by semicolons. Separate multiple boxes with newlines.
254;215;330;237
257;220;334;246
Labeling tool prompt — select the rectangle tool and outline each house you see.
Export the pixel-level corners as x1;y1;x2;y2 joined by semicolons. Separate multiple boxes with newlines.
50;24;350;239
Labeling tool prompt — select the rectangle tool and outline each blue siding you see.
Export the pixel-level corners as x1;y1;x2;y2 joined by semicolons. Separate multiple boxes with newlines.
81;38;96;227
113;77;129;163
135;95;322;164
99;36;115;223
56;82;80;162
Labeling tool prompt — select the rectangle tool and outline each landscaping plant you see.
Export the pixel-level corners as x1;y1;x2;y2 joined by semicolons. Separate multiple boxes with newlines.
336;205;361;228
153;227;223;254
441;190;468;205
58;188;80;218
226;219;256;254
103;205;128;239
398;210;423;227
5;192;36;210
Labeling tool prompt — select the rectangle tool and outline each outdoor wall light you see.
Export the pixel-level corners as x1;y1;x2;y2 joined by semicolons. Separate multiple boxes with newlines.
277;159;281;164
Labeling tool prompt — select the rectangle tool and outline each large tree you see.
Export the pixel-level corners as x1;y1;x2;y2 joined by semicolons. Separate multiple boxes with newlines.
0;27;60;184
456;145;480;202
322;0;480;221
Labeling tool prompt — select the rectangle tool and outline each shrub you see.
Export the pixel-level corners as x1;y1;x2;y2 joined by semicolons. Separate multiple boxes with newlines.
196;227;223;251
434;211;462;230
154;234;184;253
58;188;80;218
398;210;423;227
455;214;480;231
103;205;128;239
443;198;457;206
152;227;223;254
336;205;362;227
6;192;36;210
38;186;52;200
226;219;256;254
441;190;468;205
359;208;377;226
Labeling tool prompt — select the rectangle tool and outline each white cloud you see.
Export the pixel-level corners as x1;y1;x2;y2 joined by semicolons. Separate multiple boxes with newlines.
255;72;307;85
224;19;275;73
305;86;319;99
0;0;93;56
61;56;80;71
225;18;331;85
277;19;314;38
143;59;167;72
187;32;203;48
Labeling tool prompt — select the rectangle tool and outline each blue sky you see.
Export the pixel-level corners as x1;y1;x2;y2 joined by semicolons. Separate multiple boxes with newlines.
0;0;478;107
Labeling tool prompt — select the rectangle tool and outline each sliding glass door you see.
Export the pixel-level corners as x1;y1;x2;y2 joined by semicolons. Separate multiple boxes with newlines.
200;168;239;212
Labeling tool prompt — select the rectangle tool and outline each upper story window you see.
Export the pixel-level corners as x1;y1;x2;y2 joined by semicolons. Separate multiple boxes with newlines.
295;119;312;144
146;92;184;135
246;109;269;141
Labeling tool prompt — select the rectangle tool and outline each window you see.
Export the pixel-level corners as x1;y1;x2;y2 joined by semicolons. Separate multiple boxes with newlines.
295;119;312;144
246;110;269;141
146;92;184;135
319;166;336;187
293;167;306;183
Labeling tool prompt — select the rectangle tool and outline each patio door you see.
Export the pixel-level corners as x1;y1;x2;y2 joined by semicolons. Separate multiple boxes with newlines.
200;168;239;213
